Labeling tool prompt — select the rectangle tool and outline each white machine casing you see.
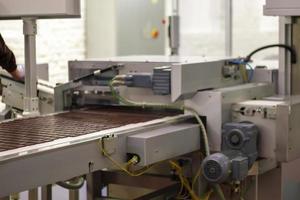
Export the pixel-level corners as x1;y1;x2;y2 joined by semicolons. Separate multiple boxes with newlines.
264;0;300;16
0;0;80;19
232;97;300;162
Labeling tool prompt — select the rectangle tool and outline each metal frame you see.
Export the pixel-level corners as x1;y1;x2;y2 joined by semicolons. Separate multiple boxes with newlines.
42;185;52;200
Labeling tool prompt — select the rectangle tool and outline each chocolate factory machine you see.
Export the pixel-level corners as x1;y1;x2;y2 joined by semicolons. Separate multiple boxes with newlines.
0;0;300;200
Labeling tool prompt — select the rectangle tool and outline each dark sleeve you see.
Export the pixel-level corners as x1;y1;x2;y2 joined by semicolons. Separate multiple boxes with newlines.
0;34;17;73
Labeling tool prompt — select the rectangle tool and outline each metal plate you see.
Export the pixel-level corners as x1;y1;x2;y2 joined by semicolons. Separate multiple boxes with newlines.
0;0;81;19
0;107;177;152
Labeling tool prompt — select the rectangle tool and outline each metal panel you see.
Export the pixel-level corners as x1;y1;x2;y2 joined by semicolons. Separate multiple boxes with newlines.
291;18;300;94
127;123;200;166
277;96;300;162
171;60;243;101
251;68;278;92
0;0;80;19
232;96;300;162
264;0;300;16
86;0;165;57
116;0;165;55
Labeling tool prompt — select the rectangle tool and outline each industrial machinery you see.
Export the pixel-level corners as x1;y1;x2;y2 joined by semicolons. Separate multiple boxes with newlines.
1;0;300;200
0;56;277;200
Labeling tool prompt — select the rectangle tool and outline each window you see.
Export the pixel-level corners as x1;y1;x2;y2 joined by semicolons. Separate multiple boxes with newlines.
179;0;279;61
232;0;278;60
180;0;225;56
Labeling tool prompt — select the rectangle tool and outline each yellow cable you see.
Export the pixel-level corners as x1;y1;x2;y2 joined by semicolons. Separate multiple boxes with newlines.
170;160;201;200
176;182;185;199
192;167;202;190
239;64;248;83
99;139;154;177
110;79;183;110
204;190;213;200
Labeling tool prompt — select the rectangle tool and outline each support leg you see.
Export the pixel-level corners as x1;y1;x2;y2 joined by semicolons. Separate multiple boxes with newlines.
41;185;52;200
10;194;20;200
69;190;79;200
86;171;103;200
28;189;38;200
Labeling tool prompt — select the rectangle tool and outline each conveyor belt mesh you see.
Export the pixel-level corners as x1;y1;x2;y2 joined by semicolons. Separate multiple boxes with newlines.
0;107;176;152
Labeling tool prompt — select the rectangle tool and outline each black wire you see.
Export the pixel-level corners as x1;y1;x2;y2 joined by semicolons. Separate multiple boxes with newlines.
72;64;124;83
245;44;297;64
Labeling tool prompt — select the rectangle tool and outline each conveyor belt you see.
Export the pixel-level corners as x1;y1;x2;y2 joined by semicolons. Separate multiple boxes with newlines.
0;107;178;152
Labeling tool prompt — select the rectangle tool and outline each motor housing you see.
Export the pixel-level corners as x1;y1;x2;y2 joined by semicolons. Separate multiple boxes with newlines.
202;122;258;184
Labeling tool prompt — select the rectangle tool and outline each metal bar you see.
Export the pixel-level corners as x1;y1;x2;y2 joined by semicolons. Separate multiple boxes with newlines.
172;0;179;15
169;0;180;55
41;185;52;200
225;0;233;57
28;189;38;200
69;190;79;200
255;175;258;200
101;171;176;190
291;17;300;95
279;16;293;95
86;171;103;200
134;183;180;200
23;18;39;116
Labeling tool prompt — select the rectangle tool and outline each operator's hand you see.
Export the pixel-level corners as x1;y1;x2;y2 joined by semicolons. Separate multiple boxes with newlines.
0;34;19;79
10;65;25;81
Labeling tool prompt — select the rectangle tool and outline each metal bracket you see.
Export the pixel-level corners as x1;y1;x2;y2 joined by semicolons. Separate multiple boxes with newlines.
101;134;118;156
